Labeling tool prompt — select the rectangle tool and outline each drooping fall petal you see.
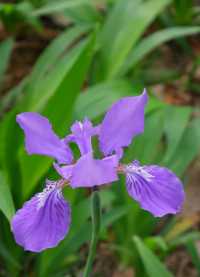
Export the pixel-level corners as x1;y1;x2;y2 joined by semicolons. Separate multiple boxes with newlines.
125;161;185;217
11;180;71;252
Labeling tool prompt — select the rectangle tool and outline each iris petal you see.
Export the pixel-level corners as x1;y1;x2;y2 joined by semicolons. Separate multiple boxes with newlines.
16;112;73;164
66;118;100;155
69;119;93;155
125;161;185;217
70;152;118;188
54;163;74;180
11;180;71;252
99;90;148;156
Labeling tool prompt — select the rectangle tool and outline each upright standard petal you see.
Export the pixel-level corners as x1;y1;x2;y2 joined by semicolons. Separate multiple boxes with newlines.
66;118;100;155
124;161;185;217
16;112;73;164
99;90;148;156
70;152;118;188
11;180;71;252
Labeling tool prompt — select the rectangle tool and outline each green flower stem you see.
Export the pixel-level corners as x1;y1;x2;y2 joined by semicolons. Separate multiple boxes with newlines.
83;190;101;277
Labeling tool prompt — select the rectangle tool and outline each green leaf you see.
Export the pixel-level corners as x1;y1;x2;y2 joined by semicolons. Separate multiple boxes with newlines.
0;38;13;87
74;82;162;121
27;42;84;113
74;80;137;120
19;32;96;198
21;24;91;111
64;3;102;25
0;110;22;204
0;240;20;270
169;232;200;248
166;118;200;176
32;0;92;16
1;25;90;112
186;241;200;275
100;0;172;79
0;2;41;32
0;78;27;113
145;236;168;252
0;171;15;221
71;189;115;230
163;105;192;165
122;26;200;74
133;236;173;277
125;108;165;164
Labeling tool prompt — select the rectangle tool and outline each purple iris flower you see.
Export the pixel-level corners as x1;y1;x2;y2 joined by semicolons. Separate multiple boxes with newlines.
11;89;185;252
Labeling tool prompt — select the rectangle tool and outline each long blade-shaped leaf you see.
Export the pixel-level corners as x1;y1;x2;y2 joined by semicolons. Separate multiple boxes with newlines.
133;236;173;277
0;110;22;206
0;171;15;221
74;80;136;120
163;105;192;165
21;25;91;111
122;26;200;74
32;0;91;16
100;0;171;79
186;241;200;275
0;38;13;87
0;25;90;113
125;108;165;164
74;81;163;120
167;118;200;176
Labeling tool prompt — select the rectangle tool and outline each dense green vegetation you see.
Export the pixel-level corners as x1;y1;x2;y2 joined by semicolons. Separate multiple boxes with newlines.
1;0;200;276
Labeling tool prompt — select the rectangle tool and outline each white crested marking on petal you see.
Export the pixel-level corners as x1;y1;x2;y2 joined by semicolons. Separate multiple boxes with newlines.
125;163;154;182
123;161;185;217
78;122;83;130
11;179;71;252
36;180;61;209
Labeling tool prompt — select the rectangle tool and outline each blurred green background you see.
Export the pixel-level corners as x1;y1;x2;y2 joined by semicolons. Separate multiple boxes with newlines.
1;0;200;276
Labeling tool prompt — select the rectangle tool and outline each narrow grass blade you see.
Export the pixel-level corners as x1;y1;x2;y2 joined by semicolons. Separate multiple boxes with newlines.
133;236;173;277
